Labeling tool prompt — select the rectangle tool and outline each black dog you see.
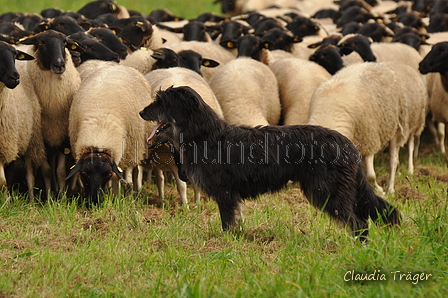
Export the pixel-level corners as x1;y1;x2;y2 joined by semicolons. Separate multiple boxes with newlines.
139;86;400;240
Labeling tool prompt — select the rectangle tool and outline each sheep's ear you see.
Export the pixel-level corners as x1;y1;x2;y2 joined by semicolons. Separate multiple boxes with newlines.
66;161;82;180
18;35;37;45
37;23;51;32
201;58;219;68
108;26;122;35
111;162;124;179
307;41;322;49
66;39;85;52
151;50;166;60
16;51;34;61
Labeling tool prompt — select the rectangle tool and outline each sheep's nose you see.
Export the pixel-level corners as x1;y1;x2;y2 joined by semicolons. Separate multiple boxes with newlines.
51;58;66;74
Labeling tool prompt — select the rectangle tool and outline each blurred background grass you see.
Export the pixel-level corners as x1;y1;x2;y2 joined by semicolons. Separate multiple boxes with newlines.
0;0;222;20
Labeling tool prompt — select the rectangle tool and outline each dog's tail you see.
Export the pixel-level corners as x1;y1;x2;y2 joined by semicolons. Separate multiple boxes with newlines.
356;165;401;227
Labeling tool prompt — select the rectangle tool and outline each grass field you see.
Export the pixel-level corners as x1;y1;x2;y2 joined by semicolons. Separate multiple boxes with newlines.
1;0;221;20
0;135;447;297
0;0;447;297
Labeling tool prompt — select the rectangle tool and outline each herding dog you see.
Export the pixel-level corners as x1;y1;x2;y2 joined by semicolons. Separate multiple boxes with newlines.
139;86;400;241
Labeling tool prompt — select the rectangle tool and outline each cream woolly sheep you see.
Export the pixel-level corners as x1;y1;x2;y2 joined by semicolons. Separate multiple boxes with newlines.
208;57;281;127
144;67;225;204
0;42;45;199
268;57;331;125
120;47;157;75
67;64;153;203
308;61;427;194
145;67;224;118
19;30;83;193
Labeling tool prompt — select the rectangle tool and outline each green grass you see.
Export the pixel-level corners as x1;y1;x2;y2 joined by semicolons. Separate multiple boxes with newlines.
0;139;447;297
0;0;222;20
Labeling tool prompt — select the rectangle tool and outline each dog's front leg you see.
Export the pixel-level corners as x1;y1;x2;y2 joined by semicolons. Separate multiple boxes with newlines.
216;196;242;231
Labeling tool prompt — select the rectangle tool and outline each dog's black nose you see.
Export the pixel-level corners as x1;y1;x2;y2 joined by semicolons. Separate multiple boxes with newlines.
139;110;147;120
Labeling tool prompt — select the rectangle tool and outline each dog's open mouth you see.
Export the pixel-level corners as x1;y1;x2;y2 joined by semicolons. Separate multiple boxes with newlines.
147;122;170;143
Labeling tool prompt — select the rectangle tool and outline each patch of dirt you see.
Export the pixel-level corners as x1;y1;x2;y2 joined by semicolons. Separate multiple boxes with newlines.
417;166;448;182
81;217;109;236
141;206;166;223
395;185;427;202
244;224;276;244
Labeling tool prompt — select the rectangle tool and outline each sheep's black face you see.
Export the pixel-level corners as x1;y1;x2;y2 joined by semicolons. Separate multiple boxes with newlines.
20;30;68;74
419;42;448;74
0;41;33;89
66;152;123;206
0;42;20;89
78;156;117;205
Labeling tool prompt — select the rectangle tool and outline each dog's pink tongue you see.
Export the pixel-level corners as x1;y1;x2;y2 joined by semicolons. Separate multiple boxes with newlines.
147;123;164;143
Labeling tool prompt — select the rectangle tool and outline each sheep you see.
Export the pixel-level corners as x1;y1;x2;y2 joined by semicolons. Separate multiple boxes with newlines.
18;30;83;193
208;57;281;127
143;67;225;205
308;61;427;194
419;41;448;157
67;64;153;203
77;0;129;19
268;57;331;125
119;47;157;75
218;0;305;16
166;41;236;81
0;41;45;199
337;34;423;70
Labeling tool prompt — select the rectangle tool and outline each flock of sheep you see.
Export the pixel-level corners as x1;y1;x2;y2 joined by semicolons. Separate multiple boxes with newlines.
0;0;446;204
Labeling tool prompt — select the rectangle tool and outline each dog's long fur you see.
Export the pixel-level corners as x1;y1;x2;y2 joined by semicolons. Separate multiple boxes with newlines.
139;86;400;240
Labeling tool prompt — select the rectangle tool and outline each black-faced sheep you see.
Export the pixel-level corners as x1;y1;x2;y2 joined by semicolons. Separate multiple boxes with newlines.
208;57;281;126
419;41;448;157
67;64;153;203
0;41;45;199
19;30;84;193
308;61;427;194
337;33;423;70
166;41;236;82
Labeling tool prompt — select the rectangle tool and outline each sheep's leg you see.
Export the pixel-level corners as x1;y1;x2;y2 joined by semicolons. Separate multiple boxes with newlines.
111;179;119;196
413;134;420;159
56;153;66;192
438;123;446;153
193;182;201;203
426;118;441;151
122;167;134;196
167;163;188;206
41;158;52;197
133;165;143;192
387;138;400;194
0;162;8;198
25;156;35;201
154;167;164;201
146;169;153;185
407;135;415;175
363;155;384;194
